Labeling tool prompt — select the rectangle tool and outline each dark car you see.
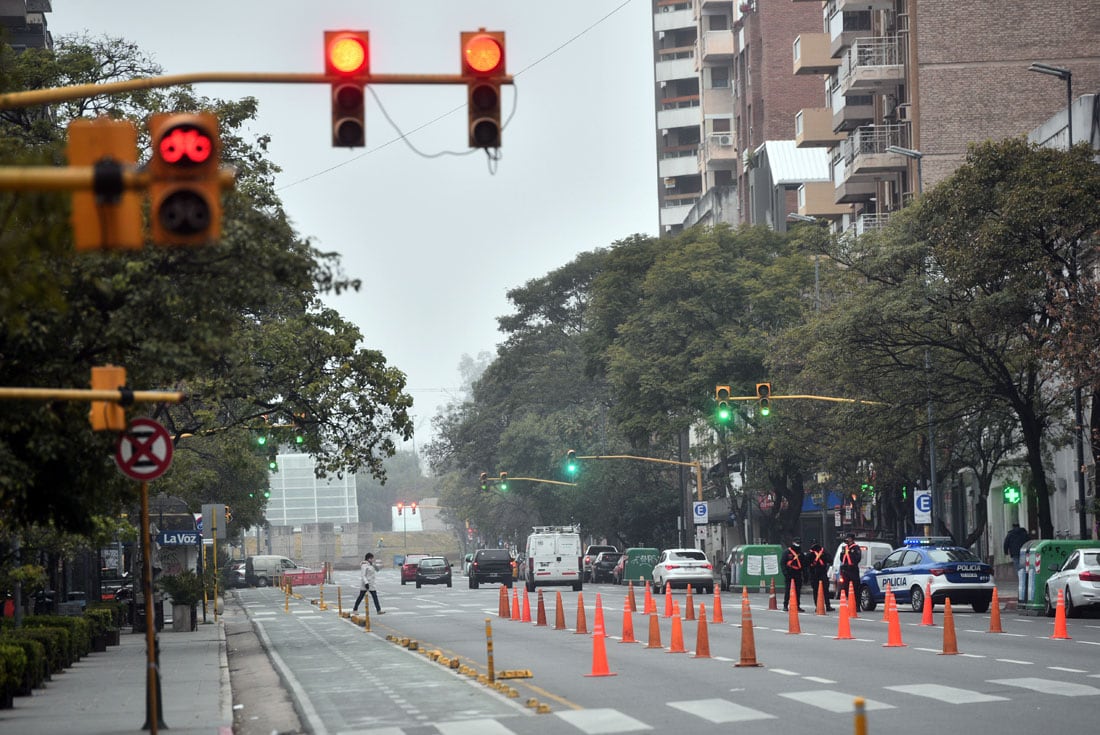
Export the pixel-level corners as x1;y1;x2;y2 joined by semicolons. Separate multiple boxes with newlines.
583;545;618;582
415;557;452;588
470;549;515;588
401;553;429;585
591;552;623;583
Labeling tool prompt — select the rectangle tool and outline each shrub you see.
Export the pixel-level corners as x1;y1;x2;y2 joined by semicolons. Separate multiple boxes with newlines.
0;636;46;693
158;570;204;607
23;616;89;662
0;643;27;708
11;627;66;674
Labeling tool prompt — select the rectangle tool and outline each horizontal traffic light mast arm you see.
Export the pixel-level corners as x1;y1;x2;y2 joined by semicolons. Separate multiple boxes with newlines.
718;393;885;406
0;71;515;110
0;386;184;403
574;454;703;501
498;476;577;487
0;165;236;192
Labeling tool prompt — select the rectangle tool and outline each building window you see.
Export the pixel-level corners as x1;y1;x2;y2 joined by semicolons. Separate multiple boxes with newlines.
711;66;730;89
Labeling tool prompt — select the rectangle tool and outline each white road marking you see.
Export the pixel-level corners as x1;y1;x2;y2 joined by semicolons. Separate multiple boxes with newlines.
436;719;517;735
990;678;1100;696
1049;666;1088;673
885;684;1007;704
994;658;1033;665
668;699;775;723
769;668;800;676
555;708;653;733
780;690;893;713
804;676;837;684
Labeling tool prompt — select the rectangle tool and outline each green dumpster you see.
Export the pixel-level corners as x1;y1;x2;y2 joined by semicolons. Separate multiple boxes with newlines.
1021;539;1098;614
724;544;782;593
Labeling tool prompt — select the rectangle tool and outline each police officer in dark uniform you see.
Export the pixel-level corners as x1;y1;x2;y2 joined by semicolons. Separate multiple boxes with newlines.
781;538;805;612
807;539;833;611
837;533;862;602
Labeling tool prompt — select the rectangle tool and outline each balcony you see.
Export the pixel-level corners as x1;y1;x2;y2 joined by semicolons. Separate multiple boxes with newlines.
655;6;696;32
659;150;701;178
793;33;841;76
828;8;873;57
699;29;735;62
845;125;908;176
837;37;904;96
832;92;874;132
798;181;852;219
795;108;845;147
832;145;877;203
660;198;699;228
835;0;893;10
701;133;738;170
657;98;702;130
854;211;891;235
698;0;730;8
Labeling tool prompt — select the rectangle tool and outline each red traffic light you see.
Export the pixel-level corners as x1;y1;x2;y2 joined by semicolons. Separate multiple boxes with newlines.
462;33;504;76
148;112;222;246
158;126;212;165
325;31;369;76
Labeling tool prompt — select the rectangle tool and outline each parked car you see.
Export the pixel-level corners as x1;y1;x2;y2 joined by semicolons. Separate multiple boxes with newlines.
651;548;714;594
415;557;453;589
591;552;623;583
827;540;894;596
1044;548;1100;617
858;537;995;613
401;553;430;585
582;545;618;582
462;553;473;576
225;560;247;589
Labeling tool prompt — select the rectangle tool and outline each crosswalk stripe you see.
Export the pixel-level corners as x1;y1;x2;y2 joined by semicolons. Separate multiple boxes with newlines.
885;684;1007;704
556;708;652;733
990;678;1100;696
668;698;775;723
436;718;517;735
780;690;894;713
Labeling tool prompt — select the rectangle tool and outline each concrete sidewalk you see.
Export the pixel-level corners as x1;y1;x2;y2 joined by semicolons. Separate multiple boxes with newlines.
0;619;233;735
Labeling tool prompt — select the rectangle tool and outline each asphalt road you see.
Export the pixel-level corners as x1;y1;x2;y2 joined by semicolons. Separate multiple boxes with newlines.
229;566;1100;734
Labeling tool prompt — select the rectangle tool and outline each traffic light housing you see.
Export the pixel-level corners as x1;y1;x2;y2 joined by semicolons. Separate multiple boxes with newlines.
325;30;369;147
263;489;271;499
499;472;508;491
755;382;772;416
225;505;232;524
479;472;489;491
565;450;578;476
268;457;278;472
67;118;142;251
397;501;404;516
715;385;732;425
1003;485;1021;504
411;501;418;515
148;112;222;246
461;30;505;148
89;365;127;431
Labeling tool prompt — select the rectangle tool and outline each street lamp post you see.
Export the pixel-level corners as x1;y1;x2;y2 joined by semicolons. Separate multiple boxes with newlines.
886;145;923;195
1028;62;1087;539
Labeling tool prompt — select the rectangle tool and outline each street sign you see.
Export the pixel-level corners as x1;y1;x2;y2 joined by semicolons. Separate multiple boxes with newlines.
157;531;200;546
114;417;173;481
693;501;709;525
914;488;932;524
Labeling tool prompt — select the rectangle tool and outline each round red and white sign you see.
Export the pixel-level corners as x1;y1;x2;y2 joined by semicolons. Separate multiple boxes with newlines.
114;418;174;481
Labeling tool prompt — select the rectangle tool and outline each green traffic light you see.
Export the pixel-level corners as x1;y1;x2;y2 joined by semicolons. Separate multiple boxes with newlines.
256;435;267;446
717;402;732;423
263;489;271;499
565;450;578;476
295;434;304;444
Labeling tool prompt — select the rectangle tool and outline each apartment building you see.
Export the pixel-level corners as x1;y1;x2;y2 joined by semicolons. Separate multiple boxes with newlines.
651;0;825;234
0;0;52;51
791;0;1100;232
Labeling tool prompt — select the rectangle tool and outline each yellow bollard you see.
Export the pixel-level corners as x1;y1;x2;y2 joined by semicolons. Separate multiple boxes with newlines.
338;587;343;616
363;605;371;632
485;618;496;683
319;583;327;611
853;696;866;735
284;585;290;613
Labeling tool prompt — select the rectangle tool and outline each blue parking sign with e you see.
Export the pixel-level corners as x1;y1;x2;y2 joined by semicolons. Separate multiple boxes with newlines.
693;501;708;525
914;489;932;523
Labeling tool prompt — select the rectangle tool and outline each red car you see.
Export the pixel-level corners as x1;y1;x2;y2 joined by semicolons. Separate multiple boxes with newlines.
401;554;429;585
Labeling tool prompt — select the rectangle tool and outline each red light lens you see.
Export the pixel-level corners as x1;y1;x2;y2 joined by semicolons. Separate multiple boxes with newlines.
329;36;367;74
159;126;212;165
465;34;502;74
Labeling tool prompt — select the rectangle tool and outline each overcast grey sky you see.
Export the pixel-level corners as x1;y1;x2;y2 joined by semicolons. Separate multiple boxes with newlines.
51;1;659;447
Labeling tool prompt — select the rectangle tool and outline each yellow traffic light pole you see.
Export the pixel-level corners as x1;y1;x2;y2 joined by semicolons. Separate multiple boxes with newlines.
0;165;236;192
0;71;514;111
574;454;704;501
495;477;577;488
0;386;183;403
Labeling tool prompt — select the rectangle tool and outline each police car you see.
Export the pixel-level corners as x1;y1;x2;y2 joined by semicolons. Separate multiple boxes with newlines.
857;537;995;613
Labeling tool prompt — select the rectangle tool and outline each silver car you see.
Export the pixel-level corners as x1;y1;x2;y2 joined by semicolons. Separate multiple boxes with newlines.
1044;548;1100;617
651;548;714;595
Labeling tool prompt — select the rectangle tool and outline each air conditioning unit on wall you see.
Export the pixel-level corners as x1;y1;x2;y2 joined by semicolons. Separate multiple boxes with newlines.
896;104;911;122
713;134;733;146
663;177;676;188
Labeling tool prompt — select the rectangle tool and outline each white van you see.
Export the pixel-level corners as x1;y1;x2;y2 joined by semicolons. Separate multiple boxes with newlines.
245;555;300;587
524;525;583;592
827;541;893;596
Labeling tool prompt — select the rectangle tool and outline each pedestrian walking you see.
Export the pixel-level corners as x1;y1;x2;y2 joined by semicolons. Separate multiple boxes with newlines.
1003;522;1029;601
352;552;384;614
807;539;833;611
781;538;805;612
836;533;862;601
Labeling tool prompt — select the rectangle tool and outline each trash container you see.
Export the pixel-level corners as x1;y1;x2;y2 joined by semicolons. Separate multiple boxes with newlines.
725;544;782;593
1021;539;1098;615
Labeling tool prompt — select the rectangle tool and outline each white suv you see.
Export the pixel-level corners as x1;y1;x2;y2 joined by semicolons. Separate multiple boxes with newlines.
651;548;714;595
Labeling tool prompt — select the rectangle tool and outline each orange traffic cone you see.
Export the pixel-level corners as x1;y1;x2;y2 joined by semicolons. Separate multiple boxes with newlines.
575;591;588;634
920;581;935;626
663;583;673;618
668;612;686;653
620;595;636;643
815;580;826;616
644;581;655;615
848;582;859;618
646;613;663;649
734;595;762;667
787;581;802;634
628;581;637;612
685;585;695;620
712;587;725;624
554;591;567;630
593;593;606;637
988;588;1003;634
835;592;854;640
511;587;521;621
884;592;905;647
1052;589;1071;640
535;589;547;627
584;630;616;677
882;582;893;622
521;588;532;623
940;598;959;654
694;603;711;658
499;584;509;618
767;578;778;610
